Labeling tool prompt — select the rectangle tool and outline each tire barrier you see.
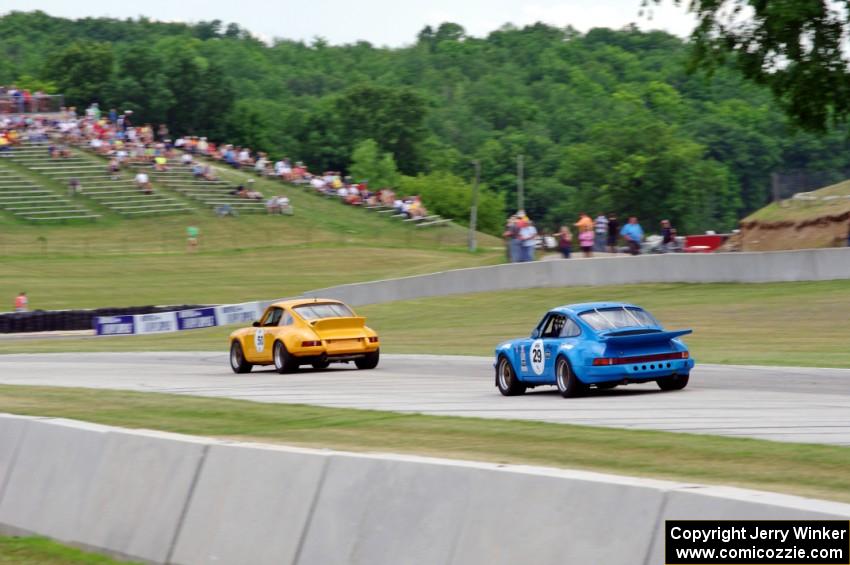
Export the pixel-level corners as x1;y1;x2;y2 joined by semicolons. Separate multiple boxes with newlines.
0;304;206;334
0;415;848;565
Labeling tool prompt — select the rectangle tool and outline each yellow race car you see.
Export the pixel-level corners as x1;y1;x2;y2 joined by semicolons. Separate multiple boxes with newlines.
228;298;380;374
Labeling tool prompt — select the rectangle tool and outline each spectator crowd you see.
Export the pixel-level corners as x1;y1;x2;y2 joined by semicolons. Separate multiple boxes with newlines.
2;97;704;259
503;210;683;263
2;99;436;221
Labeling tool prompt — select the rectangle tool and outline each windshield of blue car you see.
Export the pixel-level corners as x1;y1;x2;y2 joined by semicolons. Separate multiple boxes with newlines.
294;303;355;320
578;307;658;331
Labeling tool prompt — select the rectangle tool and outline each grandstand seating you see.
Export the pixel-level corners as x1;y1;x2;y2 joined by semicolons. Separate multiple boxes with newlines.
131;160;266;213
294;180;453;228
363;202;452;228
0;159;99;222
5;143;191;217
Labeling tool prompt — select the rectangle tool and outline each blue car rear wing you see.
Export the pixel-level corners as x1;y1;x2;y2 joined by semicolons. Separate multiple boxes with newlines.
600;329;692;347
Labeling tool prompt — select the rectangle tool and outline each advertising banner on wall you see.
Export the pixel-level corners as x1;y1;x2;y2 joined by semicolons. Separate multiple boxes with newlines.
176;307;218;331
134;312;179;334
95;302;264;336
214;302;263;326
94;315;135;336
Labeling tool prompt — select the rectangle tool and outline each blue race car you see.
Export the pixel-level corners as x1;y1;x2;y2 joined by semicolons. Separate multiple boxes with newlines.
494;302;694;397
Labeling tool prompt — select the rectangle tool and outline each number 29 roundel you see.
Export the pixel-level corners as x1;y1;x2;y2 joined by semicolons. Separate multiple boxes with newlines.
530;339;545;375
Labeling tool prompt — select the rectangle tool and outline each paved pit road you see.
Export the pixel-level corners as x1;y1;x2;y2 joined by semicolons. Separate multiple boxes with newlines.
0;352;848;446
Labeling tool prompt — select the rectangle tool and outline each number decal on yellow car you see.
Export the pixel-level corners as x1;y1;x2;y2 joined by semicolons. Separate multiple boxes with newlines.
254;329;265;353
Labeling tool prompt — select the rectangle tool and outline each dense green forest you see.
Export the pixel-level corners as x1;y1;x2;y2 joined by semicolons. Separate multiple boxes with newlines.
2;10;850;234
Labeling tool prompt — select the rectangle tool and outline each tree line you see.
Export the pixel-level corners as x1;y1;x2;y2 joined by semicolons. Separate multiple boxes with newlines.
2;10;849;235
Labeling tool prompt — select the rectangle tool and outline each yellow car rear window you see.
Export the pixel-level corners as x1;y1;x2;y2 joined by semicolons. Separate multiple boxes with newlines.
294;303;354;320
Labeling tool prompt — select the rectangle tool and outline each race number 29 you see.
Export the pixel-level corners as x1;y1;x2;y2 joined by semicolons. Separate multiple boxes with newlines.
530;339;545;375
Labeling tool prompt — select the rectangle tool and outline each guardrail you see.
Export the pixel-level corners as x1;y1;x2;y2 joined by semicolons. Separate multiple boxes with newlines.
0;94;64;114
6;248;849;335
1;415;847;565
304;248;850;306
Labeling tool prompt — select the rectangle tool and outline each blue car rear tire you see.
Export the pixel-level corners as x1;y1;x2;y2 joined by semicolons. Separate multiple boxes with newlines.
657;373;689;391
556;357;586;398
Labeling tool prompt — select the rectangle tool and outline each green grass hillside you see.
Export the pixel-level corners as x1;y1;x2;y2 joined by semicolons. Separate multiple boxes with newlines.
0;149;503;310
0;246;500;310
0;149;501;257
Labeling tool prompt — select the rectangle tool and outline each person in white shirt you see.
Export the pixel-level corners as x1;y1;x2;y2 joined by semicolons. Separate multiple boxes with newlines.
519;220;539;262
594;213;609;252
135;172;152;194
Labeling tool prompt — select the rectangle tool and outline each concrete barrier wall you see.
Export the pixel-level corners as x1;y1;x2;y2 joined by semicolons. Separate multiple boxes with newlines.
1;415;848;565
302;248;850;306
0;419;210;563
171;443;328;565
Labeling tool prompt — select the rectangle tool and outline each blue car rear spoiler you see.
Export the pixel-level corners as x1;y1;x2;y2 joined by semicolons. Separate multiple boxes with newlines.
601;329;692;347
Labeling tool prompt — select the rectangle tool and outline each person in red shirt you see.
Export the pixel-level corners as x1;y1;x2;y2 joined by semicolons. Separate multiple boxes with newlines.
14;291;28;312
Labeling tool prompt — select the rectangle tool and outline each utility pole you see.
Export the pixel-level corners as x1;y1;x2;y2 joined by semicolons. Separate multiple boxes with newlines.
516;154;525;212
469;160;480;253
771;172;780;202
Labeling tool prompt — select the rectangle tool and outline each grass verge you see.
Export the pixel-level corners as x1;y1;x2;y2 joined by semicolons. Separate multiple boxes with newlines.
0;245;498;311
0;536;136;564
3;281;850;368
1;385;848;503
361;281;850;367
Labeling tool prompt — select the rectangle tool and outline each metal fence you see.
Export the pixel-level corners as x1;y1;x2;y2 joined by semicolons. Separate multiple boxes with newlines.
771;170;850;201
0;94;65;115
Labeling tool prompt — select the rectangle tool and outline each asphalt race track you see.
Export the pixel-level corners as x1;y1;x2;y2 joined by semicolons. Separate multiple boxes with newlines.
0;352;848;446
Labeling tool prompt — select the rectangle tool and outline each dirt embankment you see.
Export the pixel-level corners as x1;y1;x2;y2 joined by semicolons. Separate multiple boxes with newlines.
739;212;850;251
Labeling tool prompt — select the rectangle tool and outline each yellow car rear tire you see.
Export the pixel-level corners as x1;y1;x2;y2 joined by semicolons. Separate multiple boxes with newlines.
354;349;380;370
273;341;299;374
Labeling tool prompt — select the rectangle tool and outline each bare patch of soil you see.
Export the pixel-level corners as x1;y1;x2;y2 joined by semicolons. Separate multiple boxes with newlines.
740;212;850;251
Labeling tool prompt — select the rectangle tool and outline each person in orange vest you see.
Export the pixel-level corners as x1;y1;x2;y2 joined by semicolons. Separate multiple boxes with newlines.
14;291;28;312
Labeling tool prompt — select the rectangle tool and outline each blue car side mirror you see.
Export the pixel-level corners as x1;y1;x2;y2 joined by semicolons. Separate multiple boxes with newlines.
531;328;540;339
